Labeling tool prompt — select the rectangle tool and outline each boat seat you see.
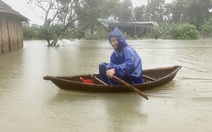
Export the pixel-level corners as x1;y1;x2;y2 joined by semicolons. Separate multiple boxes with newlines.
143;75;156;81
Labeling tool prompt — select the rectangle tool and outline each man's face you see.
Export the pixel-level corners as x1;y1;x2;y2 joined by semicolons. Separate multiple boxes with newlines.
110;37;118;50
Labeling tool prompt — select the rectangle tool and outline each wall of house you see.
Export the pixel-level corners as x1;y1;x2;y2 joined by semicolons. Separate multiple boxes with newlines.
0;14;23;53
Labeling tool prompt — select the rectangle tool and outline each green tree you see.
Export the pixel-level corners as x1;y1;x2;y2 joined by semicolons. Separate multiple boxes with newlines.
171;0;184;23
77;0;118;35
116;0;133;22
145;0;165;22
29;0;82;46
172;0;212;27
133;5;146;21
29;0;119;45
23;25;43;40
163;3;173;22
200;18;212;38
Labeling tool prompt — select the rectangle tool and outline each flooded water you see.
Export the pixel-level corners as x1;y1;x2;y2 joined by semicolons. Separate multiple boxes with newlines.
0;39;212;132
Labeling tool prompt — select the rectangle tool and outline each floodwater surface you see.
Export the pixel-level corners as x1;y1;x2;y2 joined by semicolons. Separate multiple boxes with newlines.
0;39;212;132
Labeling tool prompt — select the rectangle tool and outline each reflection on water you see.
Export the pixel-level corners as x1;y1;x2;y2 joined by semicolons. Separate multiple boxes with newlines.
0;39;212;132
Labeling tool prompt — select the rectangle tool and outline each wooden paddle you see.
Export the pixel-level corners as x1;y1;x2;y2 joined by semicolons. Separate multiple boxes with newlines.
112;75;148;100
94;76;108;85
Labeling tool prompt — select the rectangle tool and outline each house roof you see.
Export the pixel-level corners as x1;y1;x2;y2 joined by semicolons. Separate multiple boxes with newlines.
97;18;158;29
97;18;120;28
109;21;159;28
0;0;28;21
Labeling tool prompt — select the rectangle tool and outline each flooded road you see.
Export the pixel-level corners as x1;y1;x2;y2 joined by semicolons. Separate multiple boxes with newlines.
0;39;212;132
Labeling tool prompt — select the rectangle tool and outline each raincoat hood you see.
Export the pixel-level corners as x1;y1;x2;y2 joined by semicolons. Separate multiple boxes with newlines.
109;27;128;51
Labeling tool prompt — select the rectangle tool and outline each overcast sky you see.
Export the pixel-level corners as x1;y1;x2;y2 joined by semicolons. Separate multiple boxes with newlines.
3;0;173;25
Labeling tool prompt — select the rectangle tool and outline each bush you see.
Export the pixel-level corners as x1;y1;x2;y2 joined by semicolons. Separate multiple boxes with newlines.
158;22;200;40
160;23;178;39
23;25;43;40
175;23;200;40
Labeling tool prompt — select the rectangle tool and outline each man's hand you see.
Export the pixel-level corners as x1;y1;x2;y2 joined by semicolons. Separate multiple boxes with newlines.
106;68;115;78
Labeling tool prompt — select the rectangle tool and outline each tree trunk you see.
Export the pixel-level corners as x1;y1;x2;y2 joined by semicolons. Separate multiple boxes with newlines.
50;37;59;46
91;24;94;35
46;37;51;46
50;32;62;46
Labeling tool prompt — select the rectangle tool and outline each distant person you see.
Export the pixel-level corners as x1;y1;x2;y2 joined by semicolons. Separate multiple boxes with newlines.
99;27;143;85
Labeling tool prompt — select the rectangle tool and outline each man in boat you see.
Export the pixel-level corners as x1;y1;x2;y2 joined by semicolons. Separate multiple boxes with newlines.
99;27;143;85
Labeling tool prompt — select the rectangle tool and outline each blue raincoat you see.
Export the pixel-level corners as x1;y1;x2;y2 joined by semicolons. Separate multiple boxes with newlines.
99;27;143;85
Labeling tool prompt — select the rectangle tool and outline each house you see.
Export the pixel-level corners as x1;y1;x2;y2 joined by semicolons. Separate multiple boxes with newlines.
98;18;159;38
0;0;28;53
108;21;159;38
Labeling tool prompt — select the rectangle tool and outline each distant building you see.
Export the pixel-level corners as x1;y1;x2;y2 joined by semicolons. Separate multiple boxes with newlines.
0;0;28;53
98;18;158;38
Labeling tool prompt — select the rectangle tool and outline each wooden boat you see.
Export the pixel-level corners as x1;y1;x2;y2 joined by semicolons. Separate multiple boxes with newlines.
43;65;181;93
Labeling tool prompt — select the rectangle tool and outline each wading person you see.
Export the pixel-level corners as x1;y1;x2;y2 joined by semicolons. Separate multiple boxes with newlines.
99;27;143;85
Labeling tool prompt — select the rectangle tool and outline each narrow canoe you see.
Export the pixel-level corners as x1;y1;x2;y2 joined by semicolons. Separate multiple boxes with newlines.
43;65;181;93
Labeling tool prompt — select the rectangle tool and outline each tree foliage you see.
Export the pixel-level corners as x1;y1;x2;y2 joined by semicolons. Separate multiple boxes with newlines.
28;0;117;46
27;0;212;41
154;22;200;39
176;23;200;39
200;18;212;38
28;0;79;46
133;5;146;21
23;25;42;40
145;0;165;22
171;0;212;27
117;0;133;22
